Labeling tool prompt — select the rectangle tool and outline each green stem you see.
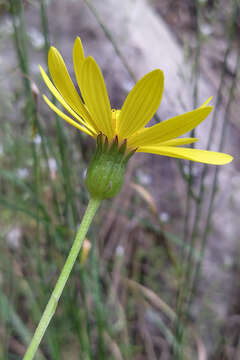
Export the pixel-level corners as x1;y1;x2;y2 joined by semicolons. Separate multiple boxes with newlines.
23;197;102;360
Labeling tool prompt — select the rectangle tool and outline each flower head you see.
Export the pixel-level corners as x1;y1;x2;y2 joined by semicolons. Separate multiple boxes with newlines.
39;37;233;199
40;37;233;165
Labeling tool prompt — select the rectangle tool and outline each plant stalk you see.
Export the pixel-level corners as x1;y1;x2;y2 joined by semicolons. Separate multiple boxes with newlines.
23;197;102;360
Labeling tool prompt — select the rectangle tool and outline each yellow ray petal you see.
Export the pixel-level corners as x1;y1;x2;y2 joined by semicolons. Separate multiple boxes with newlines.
39;66;96;135
73;37;85;92
48;47;95;129
138;145;233;165
43;95;94;137
80;56;114;139
117;69;164;140
128;105;213;147
160;137;199;146
199;96;213;108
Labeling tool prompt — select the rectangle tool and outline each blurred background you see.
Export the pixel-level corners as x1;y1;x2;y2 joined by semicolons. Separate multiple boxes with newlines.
0;0;240;359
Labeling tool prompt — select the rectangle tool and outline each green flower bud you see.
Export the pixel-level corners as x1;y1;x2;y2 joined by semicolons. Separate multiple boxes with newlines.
86;134;136;200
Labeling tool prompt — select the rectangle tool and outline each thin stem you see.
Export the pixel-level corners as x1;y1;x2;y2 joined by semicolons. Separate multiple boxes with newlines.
39;0;79;227
182;0;239;321
91;240;107;359
40;0;50;64
23;197;102;360
83;0;137;82
173;1;238;357
189;40;240;303
173;1;202;356
189;0;238;251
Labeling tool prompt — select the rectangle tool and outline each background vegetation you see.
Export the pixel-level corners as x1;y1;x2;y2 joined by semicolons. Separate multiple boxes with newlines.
0;0;239;359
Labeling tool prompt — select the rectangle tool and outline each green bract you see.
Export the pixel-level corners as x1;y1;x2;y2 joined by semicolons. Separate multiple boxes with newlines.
86;134;135;199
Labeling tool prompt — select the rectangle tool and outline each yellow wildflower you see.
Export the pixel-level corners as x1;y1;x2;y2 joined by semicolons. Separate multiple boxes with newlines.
40;37;232;166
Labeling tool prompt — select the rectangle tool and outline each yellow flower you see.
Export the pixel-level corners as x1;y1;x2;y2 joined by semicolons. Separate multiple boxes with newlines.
39;37;232;166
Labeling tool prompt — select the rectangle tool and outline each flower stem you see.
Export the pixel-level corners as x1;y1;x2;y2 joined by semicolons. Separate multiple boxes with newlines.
23;197;102;360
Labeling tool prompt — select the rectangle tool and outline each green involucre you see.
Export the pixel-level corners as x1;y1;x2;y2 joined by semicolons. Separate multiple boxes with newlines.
86;134;135;199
